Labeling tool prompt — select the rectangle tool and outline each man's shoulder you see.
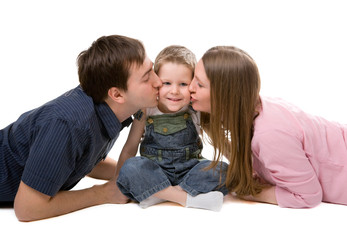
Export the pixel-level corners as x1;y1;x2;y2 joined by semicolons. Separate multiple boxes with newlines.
31;86;96;130
52;87;95;119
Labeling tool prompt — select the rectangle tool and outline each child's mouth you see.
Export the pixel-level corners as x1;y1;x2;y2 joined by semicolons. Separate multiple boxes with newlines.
168;98;181;102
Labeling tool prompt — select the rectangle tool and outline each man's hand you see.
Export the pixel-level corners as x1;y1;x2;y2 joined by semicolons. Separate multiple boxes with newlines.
100;176;129;204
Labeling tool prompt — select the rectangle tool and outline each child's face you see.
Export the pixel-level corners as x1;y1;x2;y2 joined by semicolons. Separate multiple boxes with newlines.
157;62;192;113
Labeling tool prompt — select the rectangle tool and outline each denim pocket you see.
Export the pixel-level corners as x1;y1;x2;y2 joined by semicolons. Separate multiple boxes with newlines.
146;112;190;136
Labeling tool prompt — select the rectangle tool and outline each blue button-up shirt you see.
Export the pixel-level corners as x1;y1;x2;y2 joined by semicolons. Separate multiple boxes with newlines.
0;86;132;201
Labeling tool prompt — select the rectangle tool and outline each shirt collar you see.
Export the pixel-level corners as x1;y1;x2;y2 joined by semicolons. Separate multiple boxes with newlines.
95;102;133;139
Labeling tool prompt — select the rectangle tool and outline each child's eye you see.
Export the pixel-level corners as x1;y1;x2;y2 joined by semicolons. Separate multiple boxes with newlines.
180;83;188;87
163;82;171;85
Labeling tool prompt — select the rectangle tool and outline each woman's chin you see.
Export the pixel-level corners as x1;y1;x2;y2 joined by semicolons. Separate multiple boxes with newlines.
191;103;210;113
190;102;200;111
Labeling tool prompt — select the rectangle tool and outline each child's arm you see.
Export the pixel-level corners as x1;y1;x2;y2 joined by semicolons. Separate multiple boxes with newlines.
115;110;146;177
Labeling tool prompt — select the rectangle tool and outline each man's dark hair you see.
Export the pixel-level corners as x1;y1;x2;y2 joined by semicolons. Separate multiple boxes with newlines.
77;35;145;103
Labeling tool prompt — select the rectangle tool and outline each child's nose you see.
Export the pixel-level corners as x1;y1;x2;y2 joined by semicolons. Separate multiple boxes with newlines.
171;85;179;94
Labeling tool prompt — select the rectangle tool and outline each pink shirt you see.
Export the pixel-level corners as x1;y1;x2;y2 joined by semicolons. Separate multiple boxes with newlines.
252;96;347;208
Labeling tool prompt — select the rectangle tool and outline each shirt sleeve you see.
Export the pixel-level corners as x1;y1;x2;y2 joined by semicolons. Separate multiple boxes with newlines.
252;129;323;208
21;119;85;197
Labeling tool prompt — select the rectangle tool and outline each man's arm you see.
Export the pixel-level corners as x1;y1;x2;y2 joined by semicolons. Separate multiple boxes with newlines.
87;156;117;180
14;178;127;222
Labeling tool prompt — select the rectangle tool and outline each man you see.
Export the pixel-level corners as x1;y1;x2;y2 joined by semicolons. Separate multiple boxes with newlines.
0;35;161;221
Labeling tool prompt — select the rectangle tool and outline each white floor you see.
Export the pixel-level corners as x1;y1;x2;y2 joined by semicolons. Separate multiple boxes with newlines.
1;175;346;240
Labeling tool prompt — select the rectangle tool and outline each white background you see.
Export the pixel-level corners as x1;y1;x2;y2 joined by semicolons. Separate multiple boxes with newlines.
1;0;347;239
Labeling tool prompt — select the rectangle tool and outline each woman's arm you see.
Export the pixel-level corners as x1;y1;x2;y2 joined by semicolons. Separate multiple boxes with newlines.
240;186;278;205
252;130;323;208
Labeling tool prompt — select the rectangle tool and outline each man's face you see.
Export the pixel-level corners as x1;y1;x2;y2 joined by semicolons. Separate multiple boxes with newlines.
124;56;162;112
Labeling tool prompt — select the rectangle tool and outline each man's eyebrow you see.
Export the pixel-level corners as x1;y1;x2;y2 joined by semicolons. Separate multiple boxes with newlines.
142;62;153;78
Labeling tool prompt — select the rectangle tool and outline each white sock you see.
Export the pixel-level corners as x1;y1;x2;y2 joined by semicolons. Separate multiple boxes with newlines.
139;196;167;209
186;191;224;211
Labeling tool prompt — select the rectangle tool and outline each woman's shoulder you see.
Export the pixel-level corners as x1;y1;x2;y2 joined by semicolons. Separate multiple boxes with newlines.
254;96;304;137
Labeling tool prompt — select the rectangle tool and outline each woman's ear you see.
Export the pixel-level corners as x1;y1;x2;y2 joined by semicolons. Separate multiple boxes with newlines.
107;87;125;104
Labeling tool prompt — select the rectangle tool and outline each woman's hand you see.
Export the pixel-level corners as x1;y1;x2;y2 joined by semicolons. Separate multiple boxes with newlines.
239;186;278;205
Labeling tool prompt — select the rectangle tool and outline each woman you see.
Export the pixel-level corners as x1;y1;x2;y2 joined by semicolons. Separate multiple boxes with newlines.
189;46;347;208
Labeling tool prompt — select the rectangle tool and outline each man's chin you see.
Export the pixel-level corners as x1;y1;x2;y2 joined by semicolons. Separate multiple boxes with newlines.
149;100;159;108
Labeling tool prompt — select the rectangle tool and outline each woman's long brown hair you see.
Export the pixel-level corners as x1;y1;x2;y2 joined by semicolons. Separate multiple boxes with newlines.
201;46;264;196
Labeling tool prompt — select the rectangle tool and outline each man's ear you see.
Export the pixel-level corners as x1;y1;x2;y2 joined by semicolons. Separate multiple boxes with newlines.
107;87;125;104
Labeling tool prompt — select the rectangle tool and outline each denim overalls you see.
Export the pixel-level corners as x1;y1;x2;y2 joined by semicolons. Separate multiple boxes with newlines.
117;110;228;202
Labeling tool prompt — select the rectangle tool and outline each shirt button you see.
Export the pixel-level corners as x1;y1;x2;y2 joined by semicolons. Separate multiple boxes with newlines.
147;118;153;124
163;127;168;133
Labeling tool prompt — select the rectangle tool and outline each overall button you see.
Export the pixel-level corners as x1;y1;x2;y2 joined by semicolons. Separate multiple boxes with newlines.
184;113;189;119
147;118;154;124
163;127;168;133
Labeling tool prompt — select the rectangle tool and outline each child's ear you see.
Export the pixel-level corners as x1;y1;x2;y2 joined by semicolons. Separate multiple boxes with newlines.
108;87;125;104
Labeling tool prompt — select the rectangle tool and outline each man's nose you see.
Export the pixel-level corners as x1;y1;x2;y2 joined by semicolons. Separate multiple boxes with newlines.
152;72;162;88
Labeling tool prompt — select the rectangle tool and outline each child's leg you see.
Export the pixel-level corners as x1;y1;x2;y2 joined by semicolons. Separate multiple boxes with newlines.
136;159;228;211
139;185;185;208
180;159;229;211
179;160;229;196
153;185;187;206
139;196;167;208
116;156;171;202
186;191;224;211
143;185;224;211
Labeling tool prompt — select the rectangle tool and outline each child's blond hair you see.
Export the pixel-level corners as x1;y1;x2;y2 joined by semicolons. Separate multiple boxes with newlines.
154;45;196;76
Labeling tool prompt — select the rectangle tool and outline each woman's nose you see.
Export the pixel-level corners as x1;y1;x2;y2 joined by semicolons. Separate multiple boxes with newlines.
189;79;196;92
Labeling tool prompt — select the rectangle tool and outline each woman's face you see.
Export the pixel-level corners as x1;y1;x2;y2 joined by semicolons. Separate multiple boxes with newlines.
189;59;211;113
